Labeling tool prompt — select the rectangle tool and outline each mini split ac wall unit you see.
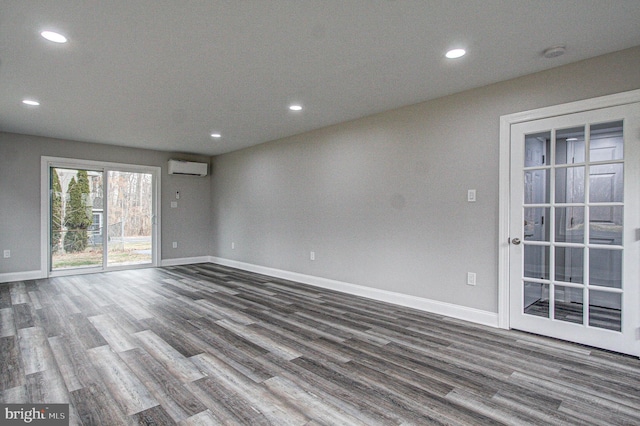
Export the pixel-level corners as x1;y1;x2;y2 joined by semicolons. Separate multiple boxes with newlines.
167;159;208;176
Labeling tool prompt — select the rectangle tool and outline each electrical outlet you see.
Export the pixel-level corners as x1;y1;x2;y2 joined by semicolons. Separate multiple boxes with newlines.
3;250;10;258
467;272;476;286
467;189;476;202
171;201;178;208
310;251;315;261
172;242;177;249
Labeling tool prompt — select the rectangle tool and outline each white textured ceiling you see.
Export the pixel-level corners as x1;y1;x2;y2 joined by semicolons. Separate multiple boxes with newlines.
1;1;639;156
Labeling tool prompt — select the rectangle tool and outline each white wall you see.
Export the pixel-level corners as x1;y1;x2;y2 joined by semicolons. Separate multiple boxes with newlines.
0;133;212;277
210;46;640;314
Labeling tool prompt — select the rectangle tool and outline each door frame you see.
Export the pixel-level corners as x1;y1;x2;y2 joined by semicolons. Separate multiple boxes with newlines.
40;156;162;277
498;89;640;329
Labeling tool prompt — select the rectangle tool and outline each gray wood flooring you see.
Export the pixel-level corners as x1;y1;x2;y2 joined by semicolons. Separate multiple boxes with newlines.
1;263;639;425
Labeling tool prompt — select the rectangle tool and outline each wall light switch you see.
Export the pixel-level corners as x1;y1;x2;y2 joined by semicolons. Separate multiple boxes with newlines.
3;250;10;258
172;242;177;248
171;201;178;208
467;189;476;202
467;272;476;286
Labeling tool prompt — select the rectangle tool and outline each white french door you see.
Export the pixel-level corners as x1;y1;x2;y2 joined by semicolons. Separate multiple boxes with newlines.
42;157;161;276
508;101;640;356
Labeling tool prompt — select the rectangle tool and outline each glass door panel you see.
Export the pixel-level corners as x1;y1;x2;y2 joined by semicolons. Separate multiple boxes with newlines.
523;282;549;317
554;206;584;243
106;170;153;267
51;167;104;271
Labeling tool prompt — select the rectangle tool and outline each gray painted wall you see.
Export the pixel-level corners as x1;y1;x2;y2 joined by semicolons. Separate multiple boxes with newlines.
0;133;211;274
1;47;638;313
210;46;640;313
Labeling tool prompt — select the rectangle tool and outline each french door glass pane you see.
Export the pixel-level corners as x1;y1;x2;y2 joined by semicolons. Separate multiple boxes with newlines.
525;132;550;167
589;121;623;162
589;290;621;331
524;282;549;317
589;206;623;245
554;247;584;284
555;206;584;243
524;245;549;280
555;126;585;165
51;168;104;270
524;207;549;241
589;248;622;289
589;163;623;203
524;169;550;204
555;166;585;203
554;286;583;324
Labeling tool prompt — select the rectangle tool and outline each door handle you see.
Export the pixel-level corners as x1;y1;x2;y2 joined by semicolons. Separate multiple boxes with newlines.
511;237;521;245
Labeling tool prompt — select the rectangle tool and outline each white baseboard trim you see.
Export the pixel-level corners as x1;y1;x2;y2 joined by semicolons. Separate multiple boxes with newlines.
1;258;499;328
161;256;212;267
209;256;499;328
0;270;46;284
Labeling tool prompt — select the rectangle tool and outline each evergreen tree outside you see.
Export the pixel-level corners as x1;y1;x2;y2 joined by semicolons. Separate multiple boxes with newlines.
63;171;92;252
51;169;63;252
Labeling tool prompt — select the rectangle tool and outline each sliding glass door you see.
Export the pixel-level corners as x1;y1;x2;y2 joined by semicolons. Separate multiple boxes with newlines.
45;158;160;275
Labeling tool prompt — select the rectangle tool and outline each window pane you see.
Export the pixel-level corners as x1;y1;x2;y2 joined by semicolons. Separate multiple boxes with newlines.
555;247;584;284
590;206;623;245
524;245;550;280
555;206;584;243
524;208;549;241
525;132;550;167
556;126;585;165
524;169;550;204
589;248;622;289
555;166;585;203
554;286;583;324
524;282;549;318
590;121;623;162
589;163;623;203
589;290;621;332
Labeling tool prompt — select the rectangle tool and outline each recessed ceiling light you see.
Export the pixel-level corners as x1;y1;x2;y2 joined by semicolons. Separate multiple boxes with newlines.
289;104;303;111
210;133;222;138
445;48;466;59
22;99;40;106
41;31;67;43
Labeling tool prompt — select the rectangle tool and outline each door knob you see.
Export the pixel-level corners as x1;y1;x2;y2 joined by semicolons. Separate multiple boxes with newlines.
511;237;521;245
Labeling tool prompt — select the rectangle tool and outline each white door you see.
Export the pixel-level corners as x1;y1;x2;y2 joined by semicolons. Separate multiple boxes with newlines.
509;102;640;356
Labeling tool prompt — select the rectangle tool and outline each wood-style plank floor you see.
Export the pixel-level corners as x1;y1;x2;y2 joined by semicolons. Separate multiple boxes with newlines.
1;263;639;425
